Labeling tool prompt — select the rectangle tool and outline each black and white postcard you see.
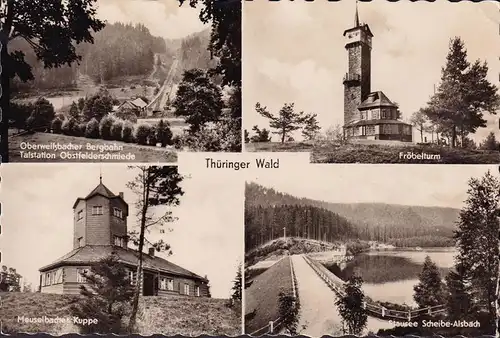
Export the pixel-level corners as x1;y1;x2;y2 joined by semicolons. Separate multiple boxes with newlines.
0;164;242;335
2;0;241;163
244;165;499;336
243;1;500;164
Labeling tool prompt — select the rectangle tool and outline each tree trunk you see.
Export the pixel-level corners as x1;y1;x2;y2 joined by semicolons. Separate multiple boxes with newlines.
451;126;457;148
420;128;423;143
0;34;9;163
127;170;150;333
281;128;285;143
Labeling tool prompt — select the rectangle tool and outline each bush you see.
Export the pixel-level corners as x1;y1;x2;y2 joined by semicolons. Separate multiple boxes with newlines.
76;123;87;137
99;115;115;140
110;120;124;141
51;118;63;134
25;116;36;131
61;118;77;136
148;125;159;146
172;135;183;150
135;124;152;145
156;119;173;147
122;122;134;143
85;118;100;139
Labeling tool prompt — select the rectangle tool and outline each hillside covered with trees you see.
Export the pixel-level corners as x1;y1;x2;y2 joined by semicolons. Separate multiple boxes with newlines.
11;24;215;93
245;182;460;251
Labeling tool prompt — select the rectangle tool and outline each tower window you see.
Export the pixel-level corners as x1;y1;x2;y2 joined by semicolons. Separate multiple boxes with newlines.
78;237;84;248
77;210;83;220
92;206;103;215
113;208;123;219
114;236;124;247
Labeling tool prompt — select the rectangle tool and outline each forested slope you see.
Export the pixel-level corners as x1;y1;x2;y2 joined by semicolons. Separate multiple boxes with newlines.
245;182;460;251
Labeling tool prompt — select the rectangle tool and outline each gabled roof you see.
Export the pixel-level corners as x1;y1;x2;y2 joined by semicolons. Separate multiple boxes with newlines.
130;98;148;109
72;182;127;209
39;245;208;283
358;91;397;110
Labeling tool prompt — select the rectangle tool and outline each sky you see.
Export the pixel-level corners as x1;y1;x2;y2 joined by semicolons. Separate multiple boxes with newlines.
243;0;500;143
246;164;498;209
0;164;243;299
96;0;207;39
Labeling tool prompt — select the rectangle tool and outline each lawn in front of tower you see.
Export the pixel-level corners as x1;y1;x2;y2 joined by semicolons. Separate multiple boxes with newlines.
246;141;500;164
0;292;241;335
8;131;178;163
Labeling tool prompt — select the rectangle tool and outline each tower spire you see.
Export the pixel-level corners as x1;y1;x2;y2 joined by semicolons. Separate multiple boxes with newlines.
354;0;360;27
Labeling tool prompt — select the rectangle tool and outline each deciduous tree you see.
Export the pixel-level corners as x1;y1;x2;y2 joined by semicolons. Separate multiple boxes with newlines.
335;272;367;335
0;0;105;162
410;109;430;143
173;69;223;132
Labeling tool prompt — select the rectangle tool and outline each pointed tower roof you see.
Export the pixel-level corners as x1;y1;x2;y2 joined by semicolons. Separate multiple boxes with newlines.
354;0;360;27
72;175;127;209
343;1;373;38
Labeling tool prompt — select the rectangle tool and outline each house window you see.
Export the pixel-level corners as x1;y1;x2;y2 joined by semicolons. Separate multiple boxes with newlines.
367;126;375;135
113;208;123;219
77;269;89;283
371;109;380;120
167;279;174;291
114;236;123;247
184;284;189;295
77;210;83;220
78;237;84;248
160;278;166;290
45;273;50;286
92;206;103;215
128;270;134;284
195;286;200;297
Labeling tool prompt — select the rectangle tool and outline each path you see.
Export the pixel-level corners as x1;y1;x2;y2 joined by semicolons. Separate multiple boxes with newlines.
292;254;394;337
292;254;344;336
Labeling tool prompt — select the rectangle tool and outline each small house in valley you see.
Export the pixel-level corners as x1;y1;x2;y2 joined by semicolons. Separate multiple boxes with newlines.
38;178;209;297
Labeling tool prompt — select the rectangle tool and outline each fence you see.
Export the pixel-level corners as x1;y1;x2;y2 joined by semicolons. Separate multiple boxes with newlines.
249;255;298;336
303;254;447;322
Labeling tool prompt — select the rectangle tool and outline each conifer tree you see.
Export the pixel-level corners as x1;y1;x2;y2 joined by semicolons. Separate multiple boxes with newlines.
70;253;135;334
255;102;312;143
278;290;299;335
414;256;446;308
445;262;474;320
335;272;367;335
454;171;499;324
231;264;242;302
301;114;321;141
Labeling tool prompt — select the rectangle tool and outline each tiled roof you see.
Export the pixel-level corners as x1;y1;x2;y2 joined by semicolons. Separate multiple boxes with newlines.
346;119;412;127
72;182;127;210
358;91;397;109
39;245;207;282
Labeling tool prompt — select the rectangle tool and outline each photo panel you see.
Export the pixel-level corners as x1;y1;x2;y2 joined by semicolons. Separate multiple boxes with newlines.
243;0;500;164
3;0;242;163
244;164;500;336
0;163;243;335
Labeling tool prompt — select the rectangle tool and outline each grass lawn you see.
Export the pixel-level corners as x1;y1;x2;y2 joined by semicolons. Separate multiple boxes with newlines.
246;141;500;164
8;131;177;163
244;256;293;334
0;292;241;336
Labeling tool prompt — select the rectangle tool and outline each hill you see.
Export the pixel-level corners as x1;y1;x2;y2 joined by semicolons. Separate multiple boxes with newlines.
0;292;241;335
244;256;293;334
245;182;460;249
